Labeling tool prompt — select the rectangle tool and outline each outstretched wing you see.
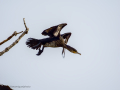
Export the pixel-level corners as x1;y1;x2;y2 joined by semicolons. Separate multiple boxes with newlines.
41;25;58;37
41;23;67;37
61;32;72;58
61;32;71;44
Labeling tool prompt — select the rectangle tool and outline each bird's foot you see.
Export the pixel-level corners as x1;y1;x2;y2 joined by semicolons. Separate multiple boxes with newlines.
36;49;43;56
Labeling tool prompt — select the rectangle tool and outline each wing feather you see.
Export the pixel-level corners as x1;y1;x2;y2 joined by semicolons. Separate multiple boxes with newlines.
41;23;67;37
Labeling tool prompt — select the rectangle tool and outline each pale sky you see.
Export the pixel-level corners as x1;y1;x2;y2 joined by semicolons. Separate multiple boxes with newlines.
0;0;120;90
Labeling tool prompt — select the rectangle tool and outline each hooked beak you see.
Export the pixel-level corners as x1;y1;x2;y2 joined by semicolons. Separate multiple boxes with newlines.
77;52;81;55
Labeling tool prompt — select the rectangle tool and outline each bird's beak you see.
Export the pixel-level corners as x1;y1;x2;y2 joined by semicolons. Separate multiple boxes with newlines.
78;52;81;55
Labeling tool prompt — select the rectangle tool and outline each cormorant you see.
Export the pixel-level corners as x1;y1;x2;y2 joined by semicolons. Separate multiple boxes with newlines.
41;23;71;57
26;23;81;57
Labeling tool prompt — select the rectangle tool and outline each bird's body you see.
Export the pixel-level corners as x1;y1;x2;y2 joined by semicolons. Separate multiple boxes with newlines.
27;35;66;48
43;38;64;47
26;34;81;56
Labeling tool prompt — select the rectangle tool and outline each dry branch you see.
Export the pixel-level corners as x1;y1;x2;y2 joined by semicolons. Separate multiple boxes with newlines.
0;31;23;45
0;18;29;56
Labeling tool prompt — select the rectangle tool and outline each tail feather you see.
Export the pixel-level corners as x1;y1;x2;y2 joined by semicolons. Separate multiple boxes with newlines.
26;38;41;50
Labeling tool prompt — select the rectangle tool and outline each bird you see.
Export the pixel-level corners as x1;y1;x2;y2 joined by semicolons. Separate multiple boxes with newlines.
26;23;81;57
41;23;71;57
27;23;70;56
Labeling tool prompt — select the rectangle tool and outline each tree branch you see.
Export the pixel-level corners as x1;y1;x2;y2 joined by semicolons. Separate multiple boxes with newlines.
0;31;23;45
0;18;29;56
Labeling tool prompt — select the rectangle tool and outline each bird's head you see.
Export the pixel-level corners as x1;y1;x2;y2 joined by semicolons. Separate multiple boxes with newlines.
66;45;81;55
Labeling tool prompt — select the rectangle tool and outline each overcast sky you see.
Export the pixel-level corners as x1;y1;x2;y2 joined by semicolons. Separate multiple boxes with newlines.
0;0;120;90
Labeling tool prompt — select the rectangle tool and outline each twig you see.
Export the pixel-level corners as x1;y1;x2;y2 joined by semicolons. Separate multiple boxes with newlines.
0;18;29;56
0;31;23;45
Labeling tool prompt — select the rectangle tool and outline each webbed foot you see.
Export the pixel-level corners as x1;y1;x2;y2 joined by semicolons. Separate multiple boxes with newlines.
36;46;44;56
36;48;43;56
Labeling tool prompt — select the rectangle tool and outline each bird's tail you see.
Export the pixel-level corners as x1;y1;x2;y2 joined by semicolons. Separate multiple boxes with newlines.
26;38;41;50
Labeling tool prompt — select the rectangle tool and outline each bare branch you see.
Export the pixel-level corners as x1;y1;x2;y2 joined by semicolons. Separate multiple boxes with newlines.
0;31;23;45
0;18;29;56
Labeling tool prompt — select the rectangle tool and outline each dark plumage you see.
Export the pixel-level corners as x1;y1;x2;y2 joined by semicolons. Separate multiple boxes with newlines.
41;23;71;57
42;23;67;37
26;23;81;57
26;37;81;56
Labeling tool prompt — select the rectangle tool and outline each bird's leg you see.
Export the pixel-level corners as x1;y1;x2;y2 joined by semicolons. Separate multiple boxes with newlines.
36;48;42;56
36;46;44;56
62;47;65;58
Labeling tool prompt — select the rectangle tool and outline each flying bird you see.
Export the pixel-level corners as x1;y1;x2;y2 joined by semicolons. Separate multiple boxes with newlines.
26;23;81;57
41;23;71;57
